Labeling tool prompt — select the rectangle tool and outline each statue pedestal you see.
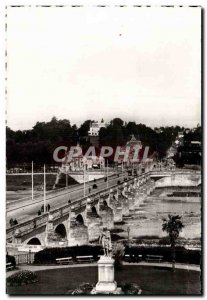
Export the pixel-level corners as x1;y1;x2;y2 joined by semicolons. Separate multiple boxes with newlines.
95;256;117;293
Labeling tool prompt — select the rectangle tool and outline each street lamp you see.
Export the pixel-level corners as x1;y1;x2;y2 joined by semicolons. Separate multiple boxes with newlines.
43;164;46;213
31;161;34;200
127;226;130;244
107;159;109;188
83;163;86;197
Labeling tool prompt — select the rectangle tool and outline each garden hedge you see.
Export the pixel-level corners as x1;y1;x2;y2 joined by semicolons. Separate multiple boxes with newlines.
124;245;201;265
34;245;103;264
6;254;16;268
34;244;201;265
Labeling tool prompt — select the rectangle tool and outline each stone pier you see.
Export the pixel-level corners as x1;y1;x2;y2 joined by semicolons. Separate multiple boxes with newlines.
68;212;89;246
118;187;129;216
85;199;102;242
109;189;123;222
99;197;114;229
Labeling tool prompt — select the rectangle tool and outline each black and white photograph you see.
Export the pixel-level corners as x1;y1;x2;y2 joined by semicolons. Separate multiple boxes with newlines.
5;4;202;295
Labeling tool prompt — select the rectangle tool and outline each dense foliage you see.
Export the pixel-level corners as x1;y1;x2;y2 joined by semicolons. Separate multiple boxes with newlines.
6;254;16;268
124;246;201;265
6;116;191;167
113;243;125;270
34;245;103;264
34;244;200;265
7;270;38;286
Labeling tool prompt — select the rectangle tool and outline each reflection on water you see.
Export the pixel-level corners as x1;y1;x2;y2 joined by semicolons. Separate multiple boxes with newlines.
117;187;201;240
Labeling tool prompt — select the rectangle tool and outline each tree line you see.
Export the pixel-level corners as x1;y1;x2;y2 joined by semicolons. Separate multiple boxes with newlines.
6;116;196;166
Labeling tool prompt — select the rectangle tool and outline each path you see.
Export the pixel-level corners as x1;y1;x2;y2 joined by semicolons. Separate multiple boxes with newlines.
6;262;201;278
6;172;128;227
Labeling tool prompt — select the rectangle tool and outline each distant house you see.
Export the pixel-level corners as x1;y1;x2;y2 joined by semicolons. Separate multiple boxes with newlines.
178;132;184;139
88;119;109;136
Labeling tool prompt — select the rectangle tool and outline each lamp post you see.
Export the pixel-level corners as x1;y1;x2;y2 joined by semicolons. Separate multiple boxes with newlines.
107;160;109;188
66;166;68;188
83;163;86;197
127;226;130;245
31;161;34;200
43;164;46;213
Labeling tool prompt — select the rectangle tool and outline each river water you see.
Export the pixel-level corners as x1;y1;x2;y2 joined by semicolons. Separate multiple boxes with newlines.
114;186;201;243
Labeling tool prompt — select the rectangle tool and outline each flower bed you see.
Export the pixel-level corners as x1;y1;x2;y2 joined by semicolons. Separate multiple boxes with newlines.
7;270;38;287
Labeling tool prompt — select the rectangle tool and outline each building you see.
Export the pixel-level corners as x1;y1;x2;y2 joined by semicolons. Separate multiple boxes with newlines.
61;155;105;172
117;135;143;165
126;134;142;149
88;119;109;136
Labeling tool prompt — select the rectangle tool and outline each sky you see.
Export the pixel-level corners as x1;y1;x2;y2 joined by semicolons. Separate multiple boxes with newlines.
6;6;201;130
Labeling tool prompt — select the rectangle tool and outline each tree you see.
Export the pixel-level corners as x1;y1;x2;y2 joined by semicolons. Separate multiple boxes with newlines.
111;118;124;127
78;120;93;137
162;214;184;270
113;242;125;270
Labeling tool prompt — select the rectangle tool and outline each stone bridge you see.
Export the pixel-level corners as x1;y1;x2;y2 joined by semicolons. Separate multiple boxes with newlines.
7;168;200;249
6;172;155;248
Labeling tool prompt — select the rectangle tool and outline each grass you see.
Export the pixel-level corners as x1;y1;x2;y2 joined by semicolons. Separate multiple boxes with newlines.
6;174;78;192
7;265;201;295
6;174;57;191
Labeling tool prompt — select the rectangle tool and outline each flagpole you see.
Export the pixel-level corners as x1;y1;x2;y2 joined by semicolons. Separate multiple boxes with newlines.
83;163;86;197
107;160;109;188
32;161;34;200
44;164;46;213
66;167;68;188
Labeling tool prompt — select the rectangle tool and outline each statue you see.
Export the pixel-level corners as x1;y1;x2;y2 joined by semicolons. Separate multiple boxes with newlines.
99;227;112;257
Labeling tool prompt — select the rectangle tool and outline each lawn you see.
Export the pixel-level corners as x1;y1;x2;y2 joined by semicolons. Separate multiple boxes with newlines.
6;174;57;191
7;265;201;295
6;174;78;195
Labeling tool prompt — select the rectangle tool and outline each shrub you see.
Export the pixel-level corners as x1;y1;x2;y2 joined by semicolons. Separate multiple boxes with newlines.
67;283;141;295
34;245;103;264
6;254;16;268
67;283;94;295
7;270;38;286
113;243;125;271
121;283;141;295
124;246;201;265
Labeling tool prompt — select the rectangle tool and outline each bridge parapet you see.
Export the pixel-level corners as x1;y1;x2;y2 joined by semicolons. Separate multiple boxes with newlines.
7;214;49;243
7;171;153;244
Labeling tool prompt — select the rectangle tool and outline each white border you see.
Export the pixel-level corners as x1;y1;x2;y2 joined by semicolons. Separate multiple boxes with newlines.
0;1;205;299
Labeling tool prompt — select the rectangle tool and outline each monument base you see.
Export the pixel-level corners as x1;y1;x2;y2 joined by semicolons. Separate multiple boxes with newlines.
91;287;123;295
95;281;117;292
94;255;121;294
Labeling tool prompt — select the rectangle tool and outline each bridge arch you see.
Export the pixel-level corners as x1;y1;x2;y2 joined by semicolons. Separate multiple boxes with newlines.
55;223;67;238
76;214;84;225
91;206;97;214
103;200;108;206
27;237;41;245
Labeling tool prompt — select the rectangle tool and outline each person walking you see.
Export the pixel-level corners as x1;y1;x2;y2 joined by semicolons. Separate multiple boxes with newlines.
9;218;14;227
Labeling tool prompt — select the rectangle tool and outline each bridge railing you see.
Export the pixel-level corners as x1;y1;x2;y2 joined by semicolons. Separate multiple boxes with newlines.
7;173;121;211
6;214;49;240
